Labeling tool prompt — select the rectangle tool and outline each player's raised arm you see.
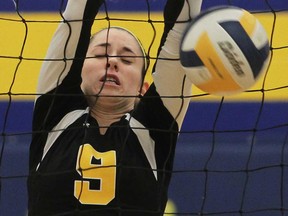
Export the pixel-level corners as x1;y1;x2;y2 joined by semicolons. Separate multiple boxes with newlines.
152;0;202;127
36;0;104;98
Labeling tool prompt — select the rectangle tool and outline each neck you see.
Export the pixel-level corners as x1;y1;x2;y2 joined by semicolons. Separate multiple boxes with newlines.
89;98;134;135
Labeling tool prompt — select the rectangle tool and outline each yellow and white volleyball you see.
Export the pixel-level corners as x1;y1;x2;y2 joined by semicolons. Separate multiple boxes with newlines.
180;6;270;96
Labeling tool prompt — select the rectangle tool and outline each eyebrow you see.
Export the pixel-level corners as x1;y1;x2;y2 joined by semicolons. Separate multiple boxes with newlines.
95;43;137;56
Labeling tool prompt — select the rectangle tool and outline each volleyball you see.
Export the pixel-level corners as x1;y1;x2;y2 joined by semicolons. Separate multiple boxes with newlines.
180;6;270;96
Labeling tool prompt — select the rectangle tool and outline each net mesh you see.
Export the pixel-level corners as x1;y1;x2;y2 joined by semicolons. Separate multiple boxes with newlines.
0;0;287;215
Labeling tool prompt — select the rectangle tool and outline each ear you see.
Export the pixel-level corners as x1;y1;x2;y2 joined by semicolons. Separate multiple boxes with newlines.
140;81;149;96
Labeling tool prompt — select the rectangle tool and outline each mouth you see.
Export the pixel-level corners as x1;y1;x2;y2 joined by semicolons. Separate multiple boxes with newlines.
100;74;120;85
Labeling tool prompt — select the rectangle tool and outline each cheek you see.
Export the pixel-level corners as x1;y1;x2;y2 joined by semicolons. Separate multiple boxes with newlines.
81;60;99;93
82;60;93;76
125;69;143;91
82;60;100;81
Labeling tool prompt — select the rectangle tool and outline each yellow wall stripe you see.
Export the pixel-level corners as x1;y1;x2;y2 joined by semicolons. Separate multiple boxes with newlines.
0;12;287;101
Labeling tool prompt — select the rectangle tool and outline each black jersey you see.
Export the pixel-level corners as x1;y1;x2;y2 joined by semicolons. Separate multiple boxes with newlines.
28;0;200;215
29;90;178;216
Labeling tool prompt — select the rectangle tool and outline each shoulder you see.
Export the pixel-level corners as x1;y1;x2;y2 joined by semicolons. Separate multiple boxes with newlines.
132;84;178;131
33;90;87;132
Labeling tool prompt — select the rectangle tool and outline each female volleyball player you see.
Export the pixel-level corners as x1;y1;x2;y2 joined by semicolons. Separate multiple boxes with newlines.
28;0;202;215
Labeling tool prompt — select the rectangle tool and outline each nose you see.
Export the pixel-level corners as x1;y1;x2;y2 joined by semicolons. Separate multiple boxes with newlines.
106;55;118;71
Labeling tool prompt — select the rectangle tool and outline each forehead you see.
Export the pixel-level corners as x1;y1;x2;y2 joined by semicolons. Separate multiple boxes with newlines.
91;28;142;52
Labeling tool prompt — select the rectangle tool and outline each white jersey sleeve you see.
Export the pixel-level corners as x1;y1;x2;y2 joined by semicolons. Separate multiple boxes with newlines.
36;0;99;98
153;0;202;128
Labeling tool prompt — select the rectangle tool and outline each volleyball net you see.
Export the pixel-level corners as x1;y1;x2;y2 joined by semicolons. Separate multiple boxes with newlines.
0;0;288;215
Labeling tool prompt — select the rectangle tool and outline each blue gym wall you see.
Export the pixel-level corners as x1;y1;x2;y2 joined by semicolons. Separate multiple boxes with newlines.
0;0;287;215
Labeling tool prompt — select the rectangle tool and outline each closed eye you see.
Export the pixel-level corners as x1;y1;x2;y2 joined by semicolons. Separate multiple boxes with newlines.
121;56;134;64
94;54;107;58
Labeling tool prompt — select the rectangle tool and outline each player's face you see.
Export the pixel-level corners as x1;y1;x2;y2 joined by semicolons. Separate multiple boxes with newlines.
81;28;145;108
